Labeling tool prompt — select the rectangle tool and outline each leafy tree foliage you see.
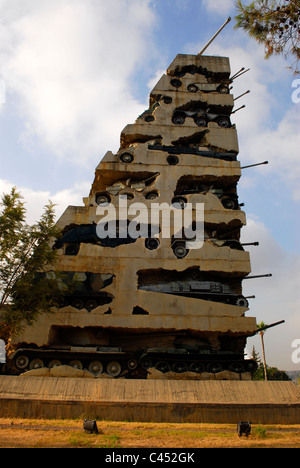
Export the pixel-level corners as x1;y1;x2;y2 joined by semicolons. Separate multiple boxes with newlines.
250;344;290;381
250;345;261;363
0;187;62;338
253;363;291;380
235;0;300;73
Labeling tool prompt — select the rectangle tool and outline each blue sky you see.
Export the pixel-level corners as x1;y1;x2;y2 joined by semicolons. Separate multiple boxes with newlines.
0;0;299;370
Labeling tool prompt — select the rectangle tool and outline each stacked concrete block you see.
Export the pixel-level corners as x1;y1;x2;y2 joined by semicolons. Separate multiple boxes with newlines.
12;54;257;378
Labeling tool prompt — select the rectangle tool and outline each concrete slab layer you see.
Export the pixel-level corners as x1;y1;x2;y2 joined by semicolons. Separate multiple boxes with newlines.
0;376;299;424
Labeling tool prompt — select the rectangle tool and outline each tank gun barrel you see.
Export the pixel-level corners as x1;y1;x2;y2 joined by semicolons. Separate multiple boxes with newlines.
230;68;250;82
231;105;246;114
255;320;285;334
198;17;232;55
244;274;272;280
242;242;259;246
234;90;250;101
241;161;269;169
230;67;245;80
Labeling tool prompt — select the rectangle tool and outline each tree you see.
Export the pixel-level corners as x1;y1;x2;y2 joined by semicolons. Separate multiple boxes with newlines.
0;187;62;339
257;320;268;380
234;0;300;74
253;363;291;380
250;345;261;364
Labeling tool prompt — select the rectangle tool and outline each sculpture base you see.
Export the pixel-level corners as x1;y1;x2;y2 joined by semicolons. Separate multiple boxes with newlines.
0;376;299;424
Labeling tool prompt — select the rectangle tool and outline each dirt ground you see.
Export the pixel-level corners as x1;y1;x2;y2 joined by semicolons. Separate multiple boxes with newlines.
0;418;300;448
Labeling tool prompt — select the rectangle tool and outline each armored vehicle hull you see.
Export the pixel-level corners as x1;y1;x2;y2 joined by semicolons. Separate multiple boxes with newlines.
139;281;249;307
11;344;257;377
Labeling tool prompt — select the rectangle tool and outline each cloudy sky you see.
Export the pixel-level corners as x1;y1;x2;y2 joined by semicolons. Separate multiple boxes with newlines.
0;0;299;371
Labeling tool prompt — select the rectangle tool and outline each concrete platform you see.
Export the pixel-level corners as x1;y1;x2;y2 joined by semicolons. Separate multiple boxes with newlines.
0;376;300;424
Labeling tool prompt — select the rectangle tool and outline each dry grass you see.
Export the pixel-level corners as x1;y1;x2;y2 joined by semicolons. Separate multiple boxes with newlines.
0;418;300;448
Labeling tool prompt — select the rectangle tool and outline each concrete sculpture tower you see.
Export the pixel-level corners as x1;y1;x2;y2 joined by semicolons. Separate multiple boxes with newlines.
12;52;258;379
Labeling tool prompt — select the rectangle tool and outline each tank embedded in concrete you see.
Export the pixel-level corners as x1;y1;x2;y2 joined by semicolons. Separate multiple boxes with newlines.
10;53;258;379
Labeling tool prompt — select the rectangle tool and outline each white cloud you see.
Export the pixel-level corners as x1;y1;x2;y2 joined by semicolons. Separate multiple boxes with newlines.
147;68;166;90
219;45;300;198
188;39;299;199
241;217;300;370
204;0;235;16
242;106;300;199
0;178;89;225
0;0;156;163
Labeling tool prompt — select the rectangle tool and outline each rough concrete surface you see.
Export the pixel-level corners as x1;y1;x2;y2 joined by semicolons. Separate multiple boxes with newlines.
0;376;299;424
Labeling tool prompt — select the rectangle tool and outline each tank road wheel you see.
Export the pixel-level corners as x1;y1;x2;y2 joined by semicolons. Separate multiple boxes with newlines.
228;362;245;374
194;116;207;127
140;358;153;370
85;299;98;311
14;354;29;370
172;362;188;373
127;359;138;371
69;360;83;370
145;238;160;250
216;116;230;128
120;152;134;163
106;361;122;377
172;197;187;209
29;358;44;370
217;84;229;94
236;297;249;308
71;298;85;310
187;84;199;93
173;243;188;259
221;197;239;210
96;193;111;205
172;112;186;125
206;362;222;373
167;155;179;166
155;361;171;374
170;78;182;88
48;360;62;369
189;362;204;374
88;361;103;375
145;191;159;200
